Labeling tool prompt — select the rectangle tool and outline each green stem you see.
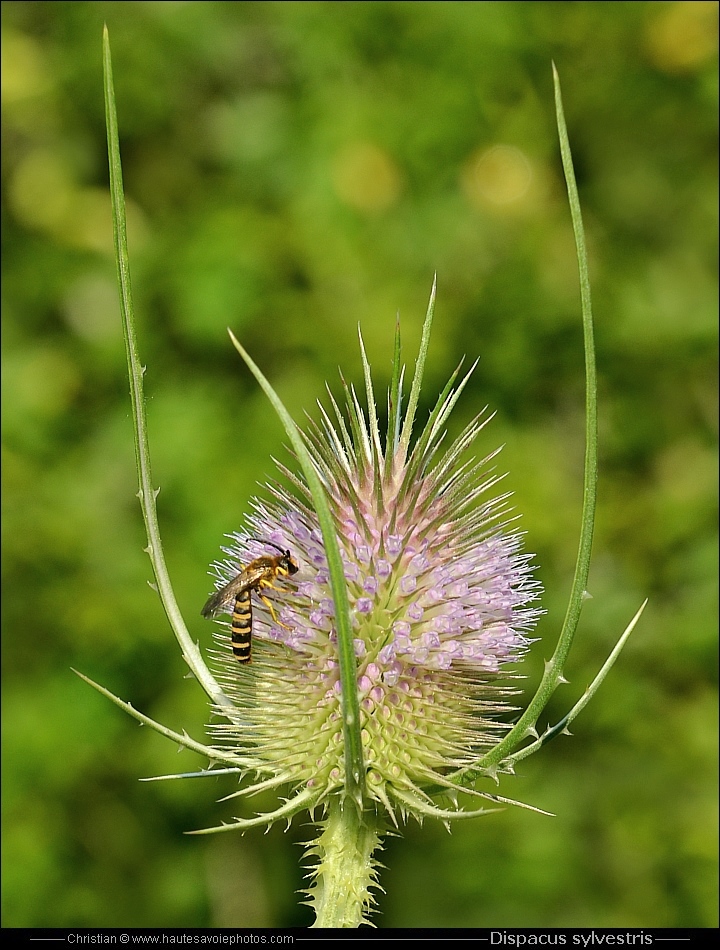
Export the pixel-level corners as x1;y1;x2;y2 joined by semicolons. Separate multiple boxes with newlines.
308;797;382;928
503;598;648;768
102;26;230;709
464;64;599;776
227;331;365;808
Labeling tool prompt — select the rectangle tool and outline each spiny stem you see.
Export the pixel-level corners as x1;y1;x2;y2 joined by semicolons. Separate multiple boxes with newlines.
102;25;230;709
469;63;600;773
306;796;383;928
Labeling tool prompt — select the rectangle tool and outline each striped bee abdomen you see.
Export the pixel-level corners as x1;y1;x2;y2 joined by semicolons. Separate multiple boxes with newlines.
230;589;253;663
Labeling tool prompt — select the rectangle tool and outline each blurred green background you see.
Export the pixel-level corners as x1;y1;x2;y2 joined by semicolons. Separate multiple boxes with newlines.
2;0;717;929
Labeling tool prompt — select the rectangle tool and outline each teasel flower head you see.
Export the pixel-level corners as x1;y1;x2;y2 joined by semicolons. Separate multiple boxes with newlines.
204;285;543;842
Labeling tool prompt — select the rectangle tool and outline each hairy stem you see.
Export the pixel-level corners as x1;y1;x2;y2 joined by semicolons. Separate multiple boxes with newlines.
307;797;383;928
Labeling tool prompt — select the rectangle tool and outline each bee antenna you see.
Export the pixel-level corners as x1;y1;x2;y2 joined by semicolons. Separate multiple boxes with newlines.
246;536;288;555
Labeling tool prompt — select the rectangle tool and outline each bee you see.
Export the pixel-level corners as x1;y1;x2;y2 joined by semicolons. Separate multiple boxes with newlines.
201;540;299;663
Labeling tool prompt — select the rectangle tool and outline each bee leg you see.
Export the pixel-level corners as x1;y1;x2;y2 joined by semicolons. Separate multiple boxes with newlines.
258;592;292;630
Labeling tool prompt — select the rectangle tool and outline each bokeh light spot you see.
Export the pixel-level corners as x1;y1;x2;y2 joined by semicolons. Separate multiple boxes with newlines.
461;144;533;212
331;142;403;214
644;1;718;73
1;30;52;104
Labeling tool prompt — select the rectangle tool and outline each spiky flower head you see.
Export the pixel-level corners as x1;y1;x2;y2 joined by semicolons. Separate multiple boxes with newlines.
204;312;542;827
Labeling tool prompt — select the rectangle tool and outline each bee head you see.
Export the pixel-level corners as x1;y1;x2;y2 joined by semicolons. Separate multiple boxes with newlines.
247;537;299;576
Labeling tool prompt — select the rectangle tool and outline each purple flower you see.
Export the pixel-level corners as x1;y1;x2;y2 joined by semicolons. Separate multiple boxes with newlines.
204;341;542;820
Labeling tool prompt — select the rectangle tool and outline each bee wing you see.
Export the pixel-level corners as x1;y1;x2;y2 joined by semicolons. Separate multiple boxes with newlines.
201;586;234;618
201;564;267;618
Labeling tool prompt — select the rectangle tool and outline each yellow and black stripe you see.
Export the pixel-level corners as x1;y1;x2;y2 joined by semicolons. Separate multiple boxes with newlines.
231;590;253;663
